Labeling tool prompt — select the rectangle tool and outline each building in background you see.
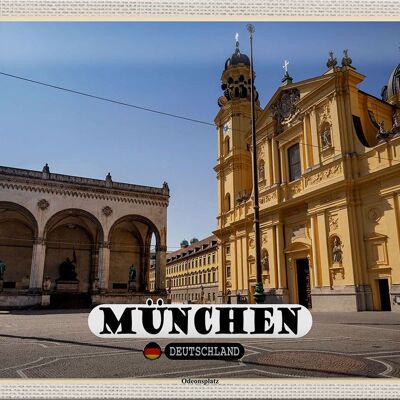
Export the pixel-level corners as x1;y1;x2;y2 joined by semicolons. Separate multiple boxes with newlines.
148;251;157;291
166;235;218;303
214;36;400;311
0;164;169;308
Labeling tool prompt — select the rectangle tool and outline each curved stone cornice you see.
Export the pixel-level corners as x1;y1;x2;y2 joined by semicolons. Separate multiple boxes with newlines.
0;181;169;208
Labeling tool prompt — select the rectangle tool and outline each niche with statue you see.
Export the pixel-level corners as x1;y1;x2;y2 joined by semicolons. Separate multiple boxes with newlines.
329;235;345;287
261;248;270;285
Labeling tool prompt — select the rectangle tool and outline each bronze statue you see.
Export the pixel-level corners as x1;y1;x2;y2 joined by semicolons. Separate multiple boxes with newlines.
261;250;269;272
57;256;78;281
129;265;136;282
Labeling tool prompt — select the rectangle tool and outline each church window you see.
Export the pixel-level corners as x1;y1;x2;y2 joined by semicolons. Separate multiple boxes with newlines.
227;265;231;278
225;193;231;212
224;136;230;155
288;143;301;182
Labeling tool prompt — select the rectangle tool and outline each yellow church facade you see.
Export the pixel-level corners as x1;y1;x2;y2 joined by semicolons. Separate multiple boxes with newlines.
214;40;400;311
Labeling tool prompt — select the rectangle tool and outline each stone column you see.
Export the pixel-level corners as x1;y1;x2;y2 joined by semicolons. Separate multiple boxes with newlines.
98;242;110;292
155;244;167;291
29;237;47;292
138;244;149;292
90;246;100;292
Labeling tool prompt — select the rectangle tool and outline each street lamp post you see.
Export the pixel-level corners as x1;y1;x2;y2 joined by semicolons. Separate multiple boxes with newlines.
247;24;265;304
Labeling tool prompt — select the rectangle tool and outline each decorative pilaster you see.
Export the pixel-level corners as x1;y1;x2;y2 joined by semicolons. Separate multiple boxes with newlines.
272;138;280;185
279;146;287;184
266;138;273;185
310;215;320;287
303;114;311;170
275;223;286;288
309;107;321;165
317;212;331;287
307;254;315;291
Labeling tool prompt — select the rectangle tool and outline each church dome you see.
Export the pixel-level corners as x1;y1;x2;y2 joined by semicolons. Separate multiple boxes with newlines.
224;49;250;70
224;34;250;70
382;63;400;101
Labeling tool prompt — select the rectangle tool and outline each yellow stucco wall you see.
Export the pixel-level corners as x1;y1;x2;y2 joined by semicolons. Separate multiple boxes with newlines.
214;64;400;311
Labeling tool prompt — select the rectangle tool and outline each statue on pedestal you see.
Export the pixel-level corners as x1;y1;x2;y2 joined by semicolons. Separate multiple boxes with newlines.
92;278;100;292
129;265;136;282
57;252;78;282
332;237;343;263
43;276;52;291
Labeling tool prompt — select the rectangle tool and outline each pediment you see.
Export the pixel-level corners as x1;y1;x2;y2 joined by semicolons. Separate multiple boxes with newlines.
255;73;335;132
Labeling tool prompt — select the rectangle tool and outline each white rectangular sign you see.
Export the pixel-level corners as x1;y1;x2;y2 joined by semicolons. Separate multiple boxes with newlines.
88;299;313;339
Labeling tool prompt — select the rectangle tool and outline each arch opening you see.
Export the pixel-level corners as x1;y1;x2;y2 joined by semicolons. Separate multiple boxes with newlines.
108;215;161;293
0;202;37;290
43;209;104;293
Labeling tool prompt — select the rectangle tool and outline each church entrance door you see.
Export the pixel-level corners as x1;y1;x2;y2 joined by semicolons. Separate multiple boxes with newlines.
378;279;391;311
296;258;312;309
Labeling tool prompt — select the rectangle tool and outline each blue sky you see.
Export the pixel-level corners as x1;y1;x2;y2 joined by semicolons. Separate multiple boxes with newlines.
0;22;399;250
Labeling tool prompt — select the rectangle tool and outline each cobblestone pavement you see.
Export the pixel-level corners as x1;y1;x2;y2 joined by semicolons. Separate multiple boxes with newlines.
0;310;399;378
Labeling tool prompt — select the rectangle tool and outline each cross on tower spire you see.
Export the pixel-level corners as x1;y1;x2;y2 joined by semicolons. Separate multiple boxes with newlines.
235;33;240;52
283;60;289;73
281;59;293;86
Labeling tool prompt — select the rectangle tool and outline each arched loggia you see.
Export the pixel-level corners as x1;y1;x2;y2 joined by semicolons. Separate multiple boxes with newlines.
43;209;104;293
0;202;38;290
107;215;162;292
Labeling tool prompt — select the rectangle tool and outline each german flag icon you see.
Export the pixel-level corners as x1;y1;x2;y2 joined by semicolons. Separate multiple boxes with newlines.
143;342;162;360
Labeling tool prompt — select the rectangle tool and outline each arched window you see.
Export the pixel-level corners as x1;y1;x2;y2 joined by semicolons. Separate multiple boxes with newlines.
224;136;230;155
288;143;301;182
225;193;231;212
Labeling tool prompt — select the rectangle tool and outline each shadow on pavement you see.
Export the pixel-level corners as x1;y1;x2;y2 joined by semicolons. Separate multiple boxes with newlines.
7;309;91;315
0;333;141;353
238;354;387;378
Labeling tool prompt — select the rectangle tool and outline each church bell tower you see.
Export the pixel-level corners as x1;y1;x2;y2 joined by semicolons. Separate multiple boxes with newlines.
214;34;260;230
213;34;262;304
